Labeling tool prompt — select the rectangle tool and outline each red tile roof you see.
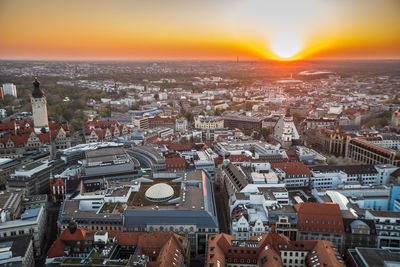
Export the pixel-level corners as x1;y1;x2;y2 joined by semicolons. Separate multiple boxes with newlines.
295;202;344;234
271;161;311;176
206;233;344;267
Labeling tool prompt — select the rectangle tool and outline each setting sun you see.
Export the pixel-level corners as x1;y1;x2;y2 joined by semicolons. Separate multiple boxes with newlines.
270;32;303;60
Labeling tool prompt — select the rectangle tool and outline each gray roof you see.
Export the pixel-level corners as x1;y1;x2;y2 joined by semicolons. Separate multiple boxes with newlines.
124;209;218;228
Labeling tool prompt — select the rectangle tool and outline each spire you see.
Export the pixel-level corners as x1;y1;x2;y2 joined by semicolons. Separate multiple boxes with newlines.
32;74;45;98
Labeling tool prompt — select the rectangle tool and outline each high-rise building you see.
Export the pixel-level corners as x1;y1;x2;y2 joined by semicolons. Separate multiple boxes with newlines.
31;76;49;133
1;83;17;98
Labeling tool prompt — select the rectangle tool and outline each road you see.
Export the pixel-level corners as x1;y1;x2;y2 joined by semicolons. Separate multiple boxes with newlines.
36;201;60;266
214;184;230;234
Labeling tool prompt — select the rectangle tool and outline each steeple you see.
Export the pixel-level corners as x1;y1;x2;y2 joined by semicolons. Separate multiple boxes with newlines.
32;74;45;98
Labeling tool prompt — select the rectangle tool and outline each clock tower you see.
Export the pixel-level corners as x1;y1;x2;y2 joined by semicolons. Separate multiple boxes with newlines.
31;75;49;133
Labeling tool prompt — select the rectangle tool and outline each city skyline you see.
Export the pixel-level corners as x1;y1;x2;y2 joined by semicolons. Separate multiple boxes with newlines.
1;0;400;61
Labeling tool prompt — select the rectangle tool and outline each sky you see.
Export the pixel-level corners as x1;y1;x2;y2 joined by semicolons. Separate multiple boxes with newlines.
0;0;399;61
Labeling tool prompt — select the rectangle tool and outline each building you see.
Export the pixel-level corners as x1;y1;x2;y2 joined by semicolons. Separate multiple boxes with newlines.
346;247;400;267
273;115;300;146
46;221;190;267
31;76;49;133
392;109;400;130
194;149;217;177
194;116;224;130
0;235;34;267
304;118;336;130
81;147;141;179
214;140;281;158
295;202;345;252
365;210;400;248
0;189;23;221
307;127;350;157
7;159;65;195
0;118;70;158
271;162;311;188
165;157;186;171
310;164;398;189
175;117;188;132
346;137;400;166
2;83;17;98
84;120;129;143
268;205;298;241
148;116;175;129
223;115;262;131
0;206;46;257
127;145;166;171
206;232;345;267
133;116;149;129
220;161;249;195
58;170;218;258
343;218;377;250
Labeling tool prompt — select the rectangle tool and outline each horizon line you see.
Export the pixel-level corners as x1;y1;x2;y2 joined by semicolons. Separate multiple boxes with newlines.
1;57;400;62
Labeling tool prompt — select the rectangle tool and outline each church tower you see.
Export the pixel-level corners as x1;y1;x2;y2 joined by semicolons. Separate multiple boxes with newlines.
31;75;49;133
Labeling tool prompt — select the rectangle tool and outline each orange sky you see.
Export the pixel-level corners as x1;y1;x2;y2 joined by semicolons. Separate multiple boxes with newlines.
0;0;399;61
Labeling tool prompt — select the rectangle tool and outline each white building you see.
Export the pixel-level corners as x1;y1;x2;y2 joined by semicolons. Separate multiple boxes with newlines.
2;83;17;98
0;109;6;118
310;164;398;189
0;206;46;257
175;118;188;132
273;115;299;146
194;116;224;130
31;77;49;133
194;149;218;177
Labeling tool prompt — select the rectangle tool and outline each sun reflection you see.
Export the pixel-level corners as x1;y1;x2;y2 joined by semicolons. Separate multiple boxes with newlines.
271;31;303;60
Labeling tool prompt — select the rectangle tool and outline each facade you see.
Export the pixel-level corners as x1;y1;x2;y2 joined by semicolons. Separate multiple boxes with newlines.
295;202;345;253
2;83;17;98
268;205;298;241
365;210;400;248
206;232;345;267
46;222;190;267
392;109;400;130
194;149;217;177
81;147;141;179
0;235;34;267
194;116;224;130
0;119;70;158
133;116;149;129
127;145;166;171
346;137;400;166
148;116;175;129
31;76;49;133
310;164;398;189
271;162;311;188
175;117;188;132
222;115;262;131
273;115;300;146
84;120;129;143
165;157;186;171
343;218;377;250
220;161;249;195
307;127;350;157
0;206;46;257
7;159;65;195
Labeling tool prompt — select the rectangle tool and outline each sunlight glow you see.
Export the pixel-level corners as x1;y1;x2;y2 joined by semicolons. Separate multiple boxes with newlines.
270;32;303;60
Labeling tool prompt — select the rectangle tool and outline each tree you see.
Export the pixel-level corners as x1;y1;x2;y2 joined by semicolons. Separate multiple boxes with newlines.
243;129;251;136
154;93;159;100
184;112;194;122
214;109;224;116
260;127;271;140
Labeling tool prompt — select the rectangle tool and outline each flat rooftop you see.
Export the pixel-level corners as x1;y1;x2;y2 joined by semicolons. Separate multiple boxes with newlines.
351;248;400;267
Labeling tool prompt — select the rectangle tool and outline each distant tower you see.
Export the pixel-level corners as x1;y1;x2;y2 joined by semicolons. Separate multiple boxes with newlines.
31;75;49;133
